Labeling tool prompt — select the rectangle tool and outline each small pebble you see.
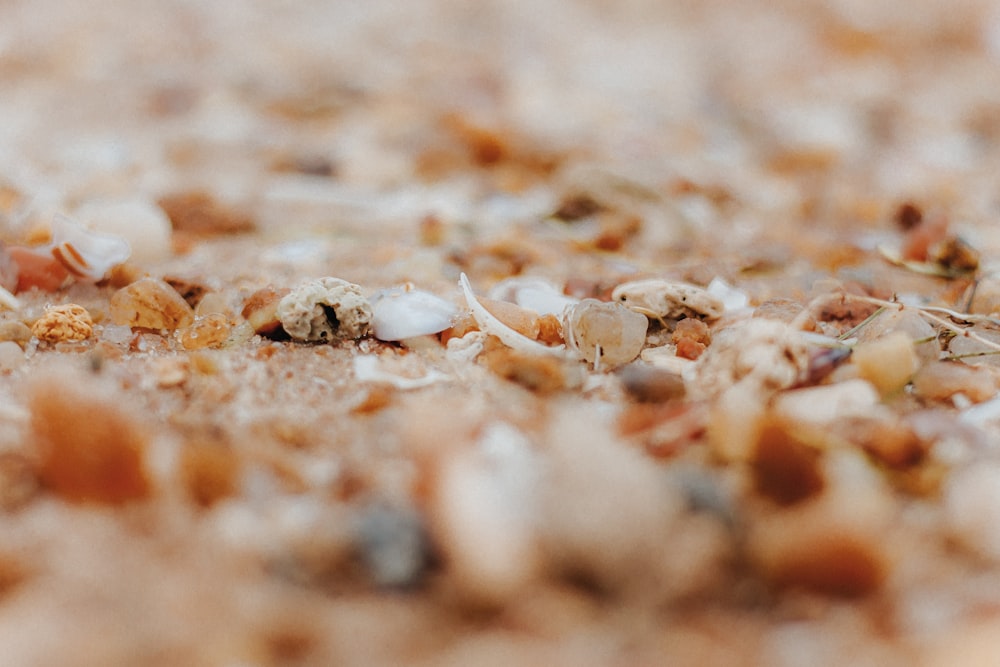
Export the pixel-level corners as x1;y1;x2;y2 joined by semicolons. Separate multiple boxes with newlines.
242;286;289;336
852;331;917;396
109;277;195;330
179;313;232;350
31;303;94;343
0;341;25;372
617;362;686;402
564;299;648;369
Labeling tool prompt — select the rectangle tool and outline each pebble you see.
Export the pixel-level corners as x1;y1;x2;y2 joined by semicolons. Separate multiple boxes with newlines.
912;361;997;404
31;303;94;343
851;331;918;396
28;372;151;504
0;320;32;344
563;299;648;369
178;313;232;350
109;277;195;330
277;277;372;342
617;362;686;402
0;341;25;372
241;286;289;336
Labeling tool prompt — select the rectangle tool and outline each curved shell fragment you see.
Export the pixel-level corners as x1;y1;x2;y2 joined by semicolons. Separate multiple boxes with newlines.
459;273;566;357
49;214;132;281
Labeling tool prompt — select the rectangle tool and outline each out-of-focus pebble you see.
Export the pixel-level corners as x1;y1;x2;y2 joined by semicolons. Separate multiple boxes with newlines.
75;198;173;264
28;373;151;504
0;341;25;372
945;462;1000;561
564;299;648;369
969;275;1000;316
617;362;686;402
771;379;880;427
0;245;19;293
912;361;997;403
851;331;917;396
855;308;937;363
355;503;429;589
690;319;808;401
482;340;583;392
31;303;93;343
277;277;372;342
0;320;32;344
178;313;232;350
109;277;195;330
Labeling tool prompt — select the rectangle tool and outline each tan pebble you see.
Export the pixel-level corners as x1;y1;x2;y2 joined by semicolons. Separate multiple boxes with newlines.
179;313;231;350
194;291;232;317
479;297;540;339
31;304;93;343
0;320;32;344
536;313;564;345
482;340;582;393
852;331;917;396
0;341;25;372
617;362;686;403
912;361;997;403
109;277;195;330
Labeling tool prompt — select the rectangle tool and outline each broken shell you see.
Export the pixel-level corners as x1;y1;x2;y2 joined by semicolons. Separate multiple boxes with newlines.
563;298;648;370
49;214;132;281
612;278;724;321
277;277;372;342
459;273;566;357
488;277;578;317
370;284;458;342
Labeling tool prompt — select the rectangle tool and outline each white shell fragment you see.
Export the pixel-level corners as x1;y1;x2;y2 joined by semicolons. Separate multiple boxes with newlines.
370;284;458;342
488;277;578;316
49;214;132;281
459;273;566;357
564;298;648;370
689;318;809;400
277;277;373;342
353;355;447;389
612;278;724;321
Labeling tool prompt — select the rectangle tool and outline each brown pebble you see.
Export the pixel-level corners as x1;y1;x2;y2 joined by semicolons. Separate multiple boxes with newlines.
180;441;239;508
482;339;579;393
752;420;825;506
479;297;540;339
163;275;210;309
158;190;255;236
0;320;32;344
242;286;290;337
28;376;151;504
109;277;195;330
617;363;686;403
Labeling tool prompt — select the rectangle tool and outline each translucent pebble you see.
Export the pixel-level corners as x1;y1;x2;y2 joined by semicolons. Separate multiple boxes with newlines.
564;299;648;368
179;313;232;350
109;277;195;330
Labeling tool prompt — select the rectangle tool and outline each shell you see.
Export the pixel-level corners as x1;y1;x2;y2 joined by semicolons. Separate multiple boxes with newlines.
459;273;567;358
49;214;132;281
370;284;458;341
488;278;577;317
612;278;724;321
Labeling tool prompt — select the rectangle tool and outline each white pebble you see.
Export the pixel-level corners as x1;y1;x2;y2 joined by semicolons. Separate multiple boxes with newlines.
74;198;172;264
946;462;1000;561
277;277;372;342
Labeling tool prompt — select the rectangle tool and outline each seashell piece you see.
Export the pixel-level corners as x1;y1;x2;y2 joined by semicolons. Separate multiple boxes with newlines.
370;284;458;342
277;277;372;342
49;214;132;281
459;273;566;358
612;278;724;321
488;277;578;317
